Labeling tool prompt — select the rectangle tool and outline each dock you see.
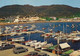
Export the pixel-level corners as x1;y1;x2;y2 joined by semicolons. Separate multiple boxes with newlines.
0;30;45;37
0;41;57;56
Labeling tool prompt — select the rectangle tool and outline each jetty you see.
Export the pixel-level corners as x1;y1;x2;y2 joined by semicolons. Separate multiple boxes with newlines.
0;30;45;37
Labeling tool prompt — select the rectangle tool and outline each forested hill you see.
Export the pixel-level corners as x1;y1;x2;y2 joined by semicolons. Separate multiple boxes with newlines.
0;5;80;18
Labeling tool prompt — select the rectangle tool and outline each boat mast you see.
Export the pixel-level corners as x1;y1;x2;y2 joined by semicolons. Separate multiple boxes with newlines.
63;23;64;33
66;23;67;34
28;32;31;40
57;33;60;56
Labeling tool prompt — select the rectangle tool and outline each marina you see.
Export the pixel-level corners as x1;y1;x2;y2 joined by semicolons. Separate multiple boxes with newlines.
0;0;80;56
0;22;80;56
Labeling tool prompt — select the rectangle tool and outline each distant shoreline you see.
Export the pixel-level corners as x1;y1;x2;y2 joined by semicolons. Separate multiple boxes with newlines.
0;21;80;26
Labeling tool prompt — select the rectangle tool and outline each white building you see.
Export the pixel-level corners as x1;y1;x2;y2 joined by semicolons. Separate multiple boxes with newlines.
14;19;19;22
29;17;40;22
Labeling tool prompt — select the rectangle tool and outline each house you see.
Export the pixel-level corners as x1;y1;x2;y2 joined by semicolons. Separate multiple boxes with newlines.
49;43;71;54
29;17;40;22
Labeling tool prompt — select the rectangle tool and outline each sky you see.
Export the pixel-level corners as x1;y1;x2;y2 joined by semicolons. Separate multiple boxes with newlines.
0;0;80;8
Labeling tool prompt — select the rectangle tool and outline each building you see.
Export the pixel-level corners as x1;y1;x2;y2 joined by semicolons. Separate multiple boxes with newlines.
50;17;57;20
29;17;40;22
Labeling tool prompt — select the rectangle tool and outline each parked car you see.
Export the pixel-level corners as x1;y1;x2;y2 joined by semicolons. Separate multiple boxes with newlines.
0;43;15;50
13;47;28;54
38;52;49;56
24;51;38;56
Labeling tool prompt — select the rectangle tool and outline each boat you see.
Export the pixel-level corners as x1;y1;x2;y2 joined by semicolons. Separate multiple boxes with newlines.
41;43;53;50
10;31;17;36
34;41;47;49
5;26;11;30
59;24;61;26
41;33;53;37
30;41;41;48
27;24;36;31
42;28;46;30
13;26;18;28
72;37;80;42
17;32;23;35
48;43;71;54
71;24;75;28
8;37;25;42
49;29;53;33
0;32;2;34
66;25;69;27
69;50;80;56
19;25;23;28
47;45;57;52
66;38;73;41
62;49;74;56
25;40;37;46
22;29;28;32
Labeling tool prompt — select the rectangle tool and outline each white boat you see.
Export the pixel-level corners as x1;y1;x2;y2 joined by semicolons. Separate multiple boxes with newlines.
41;33;53;37
10;32;17;36
33;42;41;48
39;41;47;46
27;24;36;31
17;33;23;35
14;26;18;28
66;38;73;41
35;41;47;49
41;43;53;50
25;40;37;46
69;50;80;56
0;32;2;34
5;26;11;30
19;25;23;28
72;37;80;42
12;37;24;42
30;41;41;47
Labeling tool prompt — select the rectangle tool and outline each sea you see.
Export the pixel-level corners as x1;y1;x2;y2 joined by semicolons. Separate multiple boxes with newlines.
0;22;80;50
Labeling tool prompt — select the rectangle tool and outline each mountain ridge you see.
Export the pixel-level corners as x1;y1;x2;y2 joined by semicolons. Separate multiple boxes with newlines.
0;5;80;18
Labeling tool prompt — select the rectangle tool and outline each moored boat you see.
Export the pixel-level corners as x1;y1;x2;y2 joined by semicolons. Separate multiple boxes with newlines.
72;37;80;42
8;37;25;42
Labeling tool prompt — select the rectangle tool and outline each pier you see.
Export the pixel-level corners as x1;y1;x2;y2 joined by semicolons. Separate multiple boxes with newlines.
0;30;45;37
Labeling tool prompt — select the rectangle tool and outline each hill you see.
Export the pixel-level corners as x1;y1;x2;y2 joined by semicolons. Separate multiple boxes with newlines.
0;5;80;18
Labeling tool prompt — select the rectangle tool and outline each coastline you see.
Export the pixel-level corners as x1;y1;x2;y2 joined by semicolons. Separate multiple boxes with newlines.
0;21;80;26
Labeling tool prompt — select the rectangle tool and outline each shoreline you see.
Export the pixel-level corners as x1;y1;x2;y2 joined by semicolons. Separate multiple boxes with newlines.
0;21;80;26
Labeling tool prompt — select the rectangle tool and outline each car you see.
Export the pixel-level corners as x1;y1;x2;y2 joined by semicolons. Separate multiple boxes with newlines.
24;51;38;56
13;47;28;54
38;52;49;56
0;43;15;50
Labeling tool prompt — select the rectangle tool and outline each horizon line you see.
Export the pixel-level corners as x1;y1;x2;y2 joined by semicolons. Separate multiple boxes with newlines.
0;4;80;8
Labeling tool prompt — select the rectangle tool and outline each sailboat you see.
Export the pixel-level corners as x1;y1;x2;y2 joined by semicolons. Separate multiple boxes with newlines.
27;24;36;31
53;24;55;28
71;24;75;28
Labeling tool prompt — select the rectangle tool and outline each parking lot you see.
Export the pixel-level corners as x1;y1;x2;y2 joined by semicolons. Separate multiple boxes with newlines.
0;49;29;56
0;41;57;56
